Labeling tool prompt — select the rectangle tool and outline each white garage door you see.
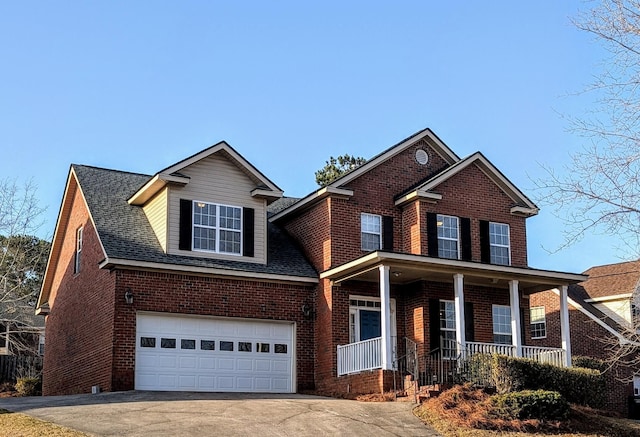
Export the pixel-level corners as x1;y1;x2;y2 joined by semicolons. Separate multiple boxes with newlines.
135;313;295;393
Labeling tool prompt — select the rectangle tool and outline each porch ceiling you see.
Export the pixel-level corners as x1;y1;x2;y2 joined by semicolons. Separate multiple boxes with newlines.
320;252;587;295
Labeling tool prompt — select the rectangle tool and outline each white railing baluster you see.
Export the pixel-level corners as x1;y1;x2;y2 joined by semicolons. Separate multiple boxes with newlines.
465;342;567;367
337;337;383;376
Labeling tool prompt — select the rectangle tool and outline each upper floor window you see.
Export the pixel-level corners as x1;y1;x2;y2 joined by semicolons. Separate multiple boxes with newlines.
437;214;459;259
193;201;242;255
492;305;512;345
530;306;546;339
489;222;510;265
74;227;83;274
361;213;382;251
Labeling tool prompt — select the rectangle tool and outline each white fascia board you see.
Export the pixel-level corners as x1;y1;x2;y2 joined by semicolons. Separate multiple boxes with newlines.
269;187;353;222
99;258;319;285
510;206;539;217
585;293;633;303
550;288;640;346
394;190;442;206
128;173;190;205
320;251;587;283
251;188;284;200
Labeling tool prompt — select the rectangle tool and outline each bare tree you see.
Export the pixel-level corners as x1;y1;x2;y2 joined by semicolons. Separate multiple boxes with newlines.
536;0;640;257
0;178;49;355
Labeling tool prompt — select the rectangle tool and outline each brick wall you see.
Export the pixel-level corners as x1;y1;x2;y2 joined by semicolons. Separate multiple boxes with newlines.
43;186;116;396
113;270;316;392
531;290;634;416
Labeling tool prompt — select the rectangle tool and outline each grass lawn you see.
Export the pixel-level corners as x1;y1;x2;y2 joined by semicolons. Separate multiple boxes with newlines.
0;409;88;437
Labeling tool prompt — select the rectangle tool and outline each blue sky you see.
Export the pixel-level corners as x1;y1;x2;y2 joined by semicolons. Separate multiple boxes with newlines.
0;1;623;273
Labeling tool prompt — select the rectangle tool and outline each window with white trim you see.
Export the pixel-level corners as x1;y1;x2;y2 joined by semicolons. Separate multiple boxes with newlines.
492;305;512;345
489;222;510;265
361;213;382;251
437;214;459;259
193;201;242;255
74;227;83;274
439;300;457;359
530;306;546;339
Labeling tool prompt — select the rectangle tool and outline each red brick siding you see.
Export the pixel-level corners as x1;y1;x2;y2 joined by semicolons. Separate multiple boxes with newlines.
530;290;634;415
421;164;528;267
43;186;116;396
112;270;316;392
283;198;331;272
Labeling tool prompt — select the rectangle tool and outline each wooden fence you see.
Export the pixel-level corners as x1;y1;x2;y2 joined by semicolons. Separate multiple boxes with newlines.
0;356;42;383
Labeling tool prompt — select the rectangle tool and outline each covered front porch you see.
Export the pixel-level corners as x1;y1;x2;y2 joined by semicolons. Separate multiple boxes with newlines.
322;251;586;378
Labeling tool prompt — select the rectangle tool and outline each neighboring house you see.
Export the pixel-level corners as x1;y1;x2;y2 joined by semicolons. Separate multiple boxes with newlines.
0;303;45;356
531;260;640;416
37;128;586;397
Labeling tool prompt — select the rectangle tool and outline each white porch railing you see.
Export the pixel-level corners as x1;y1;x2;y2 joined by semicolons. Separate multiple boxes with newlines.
466;341;567;367
337;337;382;376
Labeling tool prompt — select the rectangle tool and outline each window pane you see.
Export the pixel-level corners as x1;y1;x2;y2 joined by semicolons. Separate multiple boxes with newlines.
220;341;234;351
437;215;459;259
239;341;252;352
161;338;176;349
275;344;287;354
201;340;215;350
140;337;156;348
194;226;216;251
181;339;196;350
219;206;241;230
257;343;270;353
219;230;241;254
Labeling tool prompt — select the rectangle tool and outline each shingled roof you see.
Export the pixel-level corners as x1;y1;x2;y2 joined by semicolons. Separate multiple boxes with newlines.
73;165;317;279
572;260;640;300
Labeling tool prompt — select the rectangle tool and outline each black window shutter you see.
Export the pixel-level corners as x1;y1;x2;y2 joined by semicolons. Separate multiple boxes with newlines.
465;302;475;342
429;299;441;353
520;307;526;344
427;213;439;257
179;199;193;251
243;207;255;257
479;220;490;263
460;217;472;261
382;215;393;251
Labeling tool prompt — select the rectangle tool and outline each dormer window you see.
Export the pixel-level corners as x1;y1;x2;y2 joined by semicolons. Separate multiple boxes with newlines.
193;201;242;255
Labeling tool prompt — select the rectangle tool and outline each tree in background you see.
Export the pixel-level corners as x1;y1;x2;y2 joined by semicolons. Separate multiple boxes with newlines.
314;154;367;187
536;0;640;258
0;179;49;355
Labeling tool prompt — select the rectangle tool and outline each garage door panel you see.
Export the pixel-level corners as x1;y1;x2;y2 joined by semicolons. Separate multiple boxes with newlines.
135;314;294;393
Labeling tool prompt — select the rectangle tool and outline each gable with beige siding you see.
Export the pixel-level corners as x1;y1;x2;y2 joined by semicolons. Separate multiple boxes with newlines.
167;152;267;264
143;187;169;252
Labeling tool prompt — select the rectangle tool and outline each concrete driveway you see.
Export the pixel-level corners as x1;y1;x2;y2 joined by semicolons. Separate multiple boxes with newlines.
0;391;439;436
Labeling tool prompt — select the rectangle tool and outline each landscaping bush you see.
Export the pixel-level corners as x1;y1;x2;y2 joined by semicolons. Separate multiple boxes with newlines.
490;355;605;408
572;355;607;372
490;390;570;421
15;377;41;397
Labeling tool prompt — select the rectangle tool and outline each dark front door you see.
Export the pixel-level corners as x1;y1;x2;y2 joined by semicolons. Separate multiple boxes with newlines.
360;310;381;341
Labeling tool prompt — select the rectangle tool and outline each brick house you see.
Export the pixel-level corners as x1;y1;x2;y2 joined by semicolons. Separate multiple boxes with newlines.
531;261;640;416
37;128;586;396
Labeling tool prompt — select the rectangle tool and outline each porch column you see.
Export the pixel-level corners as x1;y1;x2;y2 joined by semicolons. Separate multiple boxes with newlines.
559;285;572;367
509;280;522;357
379;265;393;370
453;273;466;356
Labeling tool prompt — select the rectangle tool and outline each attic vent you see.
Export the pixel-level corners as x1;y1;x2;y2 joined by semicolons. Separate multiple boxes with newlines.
415;149;429;165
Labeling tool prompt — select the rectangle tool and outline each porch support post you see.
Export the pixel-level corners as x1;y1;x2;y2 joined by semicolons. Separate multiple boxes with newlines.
559;285;572;367
379;265;393;370
509;280;522;358
453;273;466;356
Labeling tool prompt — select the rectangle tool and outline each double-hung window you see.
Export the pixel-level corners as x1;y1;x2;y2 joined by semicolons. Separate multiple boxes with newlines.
439;300;457;358
492;305;512;345
489;222;510;265
74;227;83;274
361;213;382;251
193;201;242;255
437;214;459;259
530;306;546;339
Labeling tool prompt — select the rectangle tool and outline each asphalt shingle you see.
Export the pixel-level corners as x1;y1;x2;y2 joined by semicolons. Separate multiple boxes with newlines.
73;165;317;279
